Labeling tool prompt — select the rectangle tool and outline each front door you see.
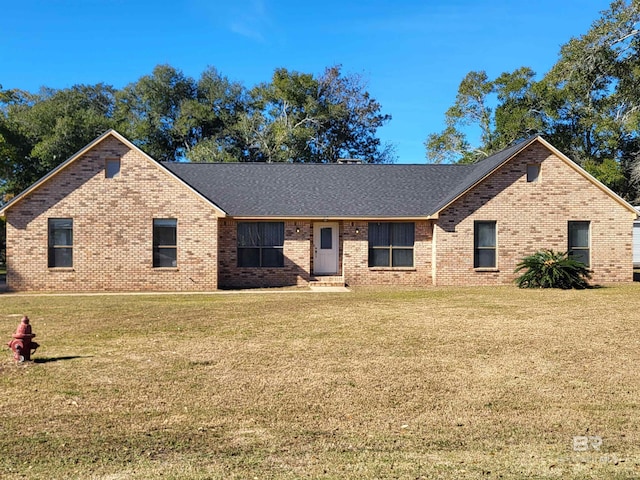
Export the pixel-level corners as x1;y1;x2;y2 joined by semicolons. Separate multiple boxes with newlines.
313;222;339;275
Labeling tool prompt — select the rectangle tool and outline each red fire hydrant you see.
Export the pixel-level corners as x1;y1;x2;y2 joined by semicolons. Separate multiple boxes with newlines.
7;316;39;362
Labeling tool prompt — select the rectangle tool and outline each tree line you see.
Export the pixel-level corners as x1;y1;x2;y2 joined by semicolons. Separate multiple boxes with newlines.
0;65;393;199
1;0;639;204
426;0;640;201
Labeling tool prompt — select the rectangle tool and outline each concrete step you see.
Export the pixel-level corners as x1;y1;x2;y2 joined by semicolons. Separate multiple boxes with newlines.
309;275;345;287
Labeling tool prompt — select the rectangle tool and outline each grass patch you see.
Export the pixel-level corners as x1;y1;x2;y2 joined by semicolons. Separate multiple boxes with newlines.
1;285;640;478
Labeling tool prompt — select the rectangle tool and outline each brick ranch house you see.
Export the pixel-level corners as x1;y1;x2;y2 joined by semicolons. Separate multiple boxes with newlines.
0;129;636;292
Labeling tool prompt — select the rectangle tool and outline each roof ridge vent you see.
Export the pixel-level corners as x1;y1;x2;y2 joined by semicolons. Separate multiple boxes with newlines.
337;158;363;164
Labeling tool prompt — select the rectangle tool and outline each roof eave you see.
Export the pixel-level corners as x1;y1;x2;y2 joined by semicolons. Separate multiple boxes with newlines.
429;136;638;219
0;129;228;218
535;136;638;217
430;136;539;217
0;129;118;217
228;215;437;221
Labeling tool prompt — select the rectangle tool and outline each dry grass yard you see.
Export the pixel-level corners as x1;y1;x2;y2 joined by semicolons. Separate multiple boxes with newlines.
1;285;640;479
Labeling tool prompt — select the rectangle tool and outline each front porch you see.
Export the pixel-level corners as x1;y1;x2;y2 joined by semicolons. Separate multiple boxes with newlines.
217;219;433;290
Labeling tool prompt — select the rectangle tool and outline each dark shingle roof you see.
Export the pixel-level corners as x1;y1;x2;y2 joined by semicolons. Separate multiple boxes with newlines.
163;137;539;218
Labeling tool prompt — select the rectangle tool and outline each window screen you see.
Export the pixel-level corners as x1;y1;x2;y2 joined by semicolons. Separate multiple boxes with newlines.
48;218;73;268
368;223;414;267
474;221;496;268
153;219;177;267
237;222;285;267
568;221;590;267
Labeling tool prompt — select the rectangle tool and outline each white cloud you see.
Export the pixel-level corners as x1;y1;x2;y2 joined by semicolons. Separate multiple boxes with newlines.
228;0;273;42
230;21;265;42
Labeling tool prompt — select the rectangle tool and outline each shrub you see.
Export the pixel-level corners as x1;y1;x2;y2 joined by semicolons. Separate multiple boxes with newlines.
514;249;592;289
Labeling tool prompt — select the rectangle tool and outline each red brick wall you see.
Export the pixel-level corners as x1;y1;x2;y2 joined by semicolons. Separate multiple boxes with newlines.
433;142;634;286
218;220;311;288
218;219;433;288
342;220;433;286
6;137;631;291
5;136;219;291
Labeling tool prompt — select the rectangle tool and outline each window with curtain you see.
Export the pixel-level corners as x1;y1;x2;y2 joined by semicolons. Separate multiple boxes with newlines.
368;222;414;267
153;219;177;267
237;222;284;267
474;221;496;268
568;221;590;267
48;218;73;268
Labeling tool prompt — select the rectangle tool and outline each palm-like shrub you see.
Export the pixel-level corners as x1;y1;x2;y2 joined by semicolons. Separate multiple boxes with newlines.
514;249;592;289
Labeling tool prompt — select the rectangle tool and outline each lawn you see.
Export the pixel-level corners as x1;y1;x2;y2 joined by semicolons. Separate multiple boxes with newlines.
1;285;640;479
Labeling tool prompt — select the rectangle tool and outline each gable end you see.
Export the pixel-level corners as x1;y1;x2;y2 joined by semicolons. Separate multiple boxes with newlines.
0;130;227;218
432;137;637;218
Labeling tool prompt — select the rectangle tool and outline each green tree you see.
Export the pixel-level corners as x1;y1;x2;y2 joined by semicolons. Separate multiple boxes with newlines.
0;84;115;197
315;66;394;163
176;67;249;163
543;0;640;198
115;64;196;162
241;66;393;163
243;67;321;162
426;1;640;199
425;68;550;164
424;71;494;164
0;63;393;198
114;64;392;164
493;67;549;147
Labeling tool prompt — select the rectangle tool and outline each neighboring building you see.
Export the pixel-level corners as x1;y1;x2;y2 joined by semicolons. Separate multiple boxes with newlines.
634;208;640;268
0;130;636;291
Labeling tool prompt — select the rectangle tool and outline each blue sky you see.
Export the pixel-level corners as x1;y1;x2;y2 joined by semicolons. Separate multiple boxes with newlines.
1;0;611;163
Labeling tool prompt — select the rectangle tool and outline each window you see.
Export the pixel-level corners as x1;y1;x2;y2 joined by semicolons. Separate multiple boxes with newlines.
320;227;333;249
527;164;540;183
105;158;121;178
368;222;414;267
568;221;590;267
153;219;177;267
237;222;284;267
48;218;73;268
474;221;496;268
